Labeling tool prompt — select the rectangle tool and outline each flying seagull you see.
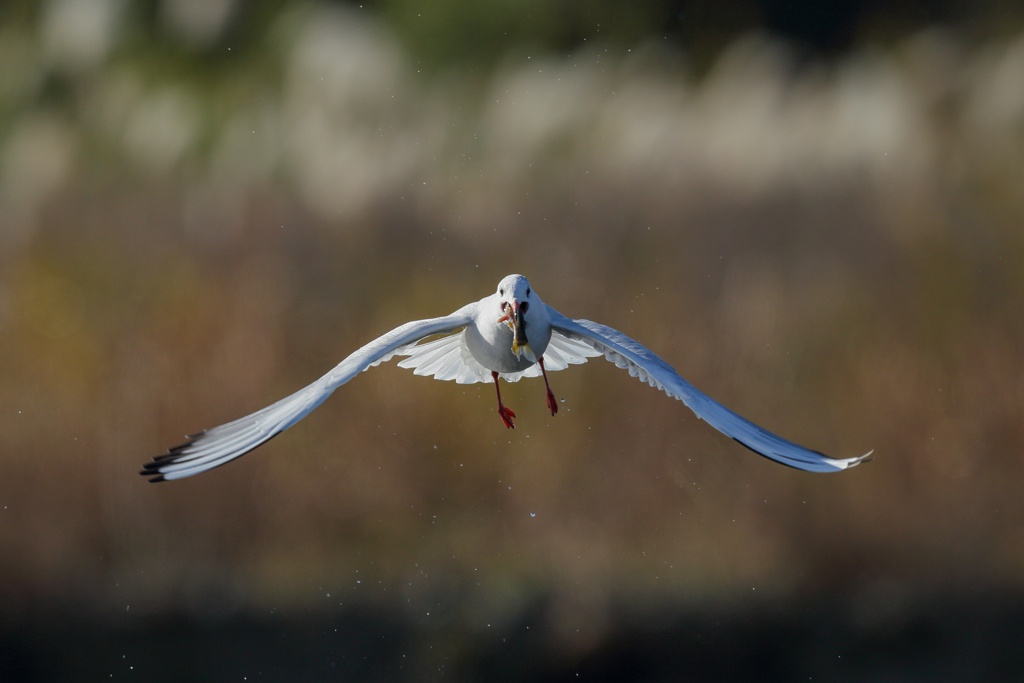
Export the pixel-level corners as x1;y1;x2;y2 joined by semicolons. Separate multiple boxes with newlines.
141;274;872;481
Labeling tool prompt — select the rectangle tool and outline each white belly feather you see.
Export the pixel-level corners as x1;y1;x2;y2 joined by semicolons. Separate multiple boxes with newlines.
464;318;541;373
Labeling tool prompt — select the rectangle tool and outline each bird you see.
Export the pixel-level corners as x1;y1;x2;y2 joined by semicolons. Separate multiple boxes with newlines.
141;274;872;481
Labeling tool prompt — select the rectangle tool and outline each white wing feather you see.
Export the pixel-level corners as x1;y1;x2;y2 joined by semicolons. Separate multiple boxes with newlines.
545;304;872;473
396;332;490;384
395;328;599;383
142;304;477;481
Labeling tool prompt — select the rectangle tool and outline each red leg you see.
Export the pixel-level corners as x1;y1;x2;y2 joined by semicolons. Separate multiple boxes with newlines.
492;371;516;428
539;358;558;416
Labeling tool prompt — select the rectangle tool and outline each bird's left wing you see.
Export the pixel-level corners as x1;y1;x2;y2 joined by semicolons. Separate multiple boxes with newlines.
141;304;477;481
545;304;872;473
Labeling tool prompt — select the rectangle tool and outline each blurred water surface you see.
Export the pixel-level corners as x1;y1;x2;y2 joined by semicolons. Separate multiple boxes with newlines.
2;1;1024;680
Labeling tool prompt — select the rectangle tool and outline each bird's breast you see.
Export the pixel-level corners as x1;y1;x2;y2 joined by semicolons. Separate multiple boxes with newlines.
465;318;542;374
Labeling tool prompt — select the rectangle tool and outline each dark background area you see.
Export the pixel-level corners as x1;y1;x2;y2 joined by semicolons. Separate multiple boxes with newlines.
2;0;1024;680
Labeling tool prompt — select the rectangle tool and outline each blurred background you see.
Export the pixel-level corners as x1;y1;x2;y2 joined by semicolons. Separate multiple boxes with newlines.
2;0;1024;680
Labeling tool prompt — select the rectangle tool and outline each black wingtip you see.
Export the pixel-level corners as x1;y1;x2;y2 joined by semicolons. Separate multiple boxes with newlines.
732;437;762;456
140;463;166;481
140;433;202;478
732;437;807;471
139;425;284;482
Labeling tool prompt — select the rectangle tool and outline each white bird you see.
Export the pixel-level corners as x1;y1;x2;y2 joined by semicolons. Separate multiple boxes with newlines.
142;274;872;481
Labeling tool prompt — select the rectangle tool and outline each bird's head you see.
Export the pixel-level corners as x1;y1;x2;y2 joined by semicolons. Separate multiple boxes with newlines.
496;274;541;360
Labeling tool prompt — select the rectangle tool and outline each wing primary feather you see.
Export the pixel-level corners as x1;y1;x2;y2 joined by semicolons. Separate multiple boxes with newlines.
142;306;474;480
544;303;870;474
731;437;809;471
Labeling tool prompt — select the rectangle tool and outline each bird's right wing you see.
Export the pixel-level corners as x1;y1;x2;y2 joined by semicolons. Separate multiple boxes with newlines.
141;303;477;481
545;304;872;473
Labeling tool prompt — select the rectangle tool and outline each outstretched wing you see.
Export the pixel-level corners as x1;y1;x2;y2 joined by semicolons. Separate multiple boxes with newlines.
545;304;872;473
141;304;477;481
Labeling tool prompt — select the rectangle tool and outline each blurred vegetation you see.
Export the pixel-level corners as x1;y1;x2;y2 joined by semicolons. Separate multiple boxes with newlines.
2;0;1024;679
376;0;1024;72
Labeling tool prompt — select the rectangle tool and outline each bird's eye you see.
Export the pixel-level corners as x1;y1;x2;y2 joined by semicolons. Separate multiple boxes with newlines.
499;288;504;296
526;288;530;296
520;302;529;313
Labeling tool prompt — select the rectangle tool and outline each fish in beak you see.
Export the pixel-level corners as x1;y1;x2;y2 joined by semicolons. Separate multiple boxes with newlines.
499;300;534;360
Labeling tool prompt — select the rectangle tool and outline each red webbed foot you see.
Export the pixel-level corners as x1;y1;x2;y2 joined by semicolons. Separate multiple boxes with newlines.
492;371;516;428
498;404;516;429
